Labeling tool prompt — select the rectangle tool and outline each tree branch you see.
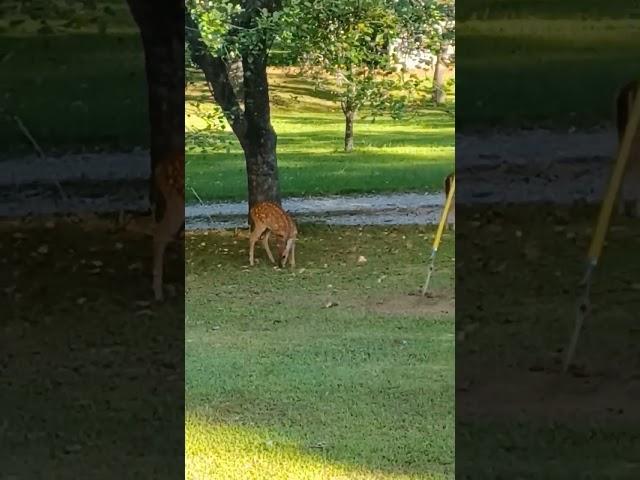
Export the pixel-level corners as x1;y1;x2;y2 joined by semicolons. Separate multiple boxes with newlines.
185;11;247;143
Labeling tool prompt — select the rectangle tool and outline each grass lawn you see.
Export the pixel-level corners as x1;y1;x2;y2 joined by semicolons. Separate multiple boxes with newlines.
185;70;454;203
0;2;148;158
186;225;455;479
0;217;184;477
457;1;640;129
456;205;640;477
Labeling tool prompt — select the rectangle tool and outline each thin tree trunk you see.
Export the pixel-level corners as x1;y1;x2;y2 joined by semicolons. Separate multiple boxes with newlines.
125;0;184;217
344;109;356;152
432;50;447;105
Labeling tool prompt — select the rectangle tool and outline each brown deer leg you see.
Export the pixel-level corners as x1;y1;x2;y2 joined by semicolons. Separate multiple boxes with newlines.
261;231;276;264
152;192;184;301
290;242;296;268
249;223;267;266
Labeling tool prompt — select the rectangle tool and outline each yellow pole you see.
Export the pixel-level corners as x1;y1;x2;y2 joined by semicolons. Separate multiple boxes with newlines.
422;175;455;296
563;89;640;372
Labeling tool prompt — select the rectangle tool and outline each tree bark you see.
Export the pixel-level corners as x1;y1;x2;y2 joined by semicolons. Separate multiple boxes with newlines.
227;58;244;106
125;0;184;216
343;109;356;153
242;50;280;207
186;7;280;216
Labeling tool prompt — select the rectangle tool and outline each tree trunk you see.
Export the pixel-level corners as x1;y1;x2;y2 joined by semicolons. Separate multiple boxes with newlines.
432;50;447;105
243;129;279;208
125;0;184;217
242;47;280;213
344;109;356;152
227;58;244;106
185;10;280;220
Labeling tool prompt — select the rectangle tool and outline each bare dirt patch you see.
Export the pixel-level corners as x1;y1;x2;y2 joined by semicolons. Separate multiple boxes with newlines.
367;291;454;317
458;368;640;422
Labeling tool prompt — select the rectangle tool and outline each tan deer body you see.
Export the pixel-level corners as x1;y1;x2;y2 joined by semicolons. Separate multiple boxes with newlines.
444;172;455;231
152;152;185;301
616;79;640;218
249;202;297;268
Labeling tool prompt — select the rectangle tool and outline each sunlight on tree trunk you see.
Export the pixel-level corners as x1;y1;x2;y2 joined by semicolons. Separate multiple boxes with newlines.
432;50;447;105
344;110;356;152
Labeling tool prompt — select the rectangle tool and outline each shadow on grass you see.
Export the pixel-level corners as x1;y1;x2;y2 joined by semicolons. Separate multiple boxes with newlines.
458;0;635;20
186;150;453;202
457;18;640;129
185;105;454;202
0;217;184;477
0;32;147;156
457;205;640;476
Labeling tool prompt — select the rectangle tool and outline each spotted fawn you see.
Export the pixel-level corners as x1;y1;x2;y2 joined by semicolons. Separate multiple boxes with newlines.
248;201;297;268
152;151;185;301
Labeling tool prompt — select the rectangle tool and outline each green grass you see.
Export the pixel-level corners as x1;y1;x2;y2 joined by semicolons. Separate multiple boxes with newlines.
456;205;640;477
457;4;640;129
186;225;455;479
0;217;184;477
458;0;638;20
0;3;148;158
186;71;454;203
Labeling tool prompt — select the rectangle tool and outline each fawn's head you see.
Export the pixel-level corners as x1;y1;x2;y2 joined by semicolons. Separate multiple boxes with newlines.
278;237;294;267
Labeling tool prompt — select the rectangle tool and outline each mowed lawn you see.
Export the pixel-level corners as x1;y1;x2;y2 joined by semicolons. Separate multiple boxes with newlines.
0;1;148;158
186;225;455;479
456;205;640;477
457;2;640;128
185;70;454;202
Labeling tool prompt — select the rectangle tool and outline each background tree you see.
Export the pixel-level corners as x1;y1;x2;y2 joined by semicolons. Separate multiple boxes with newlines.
392;0;455;105
285;0;399;152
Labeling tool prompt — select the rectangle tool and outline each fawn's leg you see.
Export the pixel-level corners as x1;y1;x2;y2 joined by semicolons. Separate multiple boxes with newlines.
290;241;296;268
262;231;276;264
249;223;267;266
152;191;185;301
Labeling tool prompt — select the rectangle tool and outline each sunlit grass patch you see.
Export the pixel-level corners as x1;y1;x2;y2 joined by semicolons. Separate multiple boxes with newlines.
185;70;454;202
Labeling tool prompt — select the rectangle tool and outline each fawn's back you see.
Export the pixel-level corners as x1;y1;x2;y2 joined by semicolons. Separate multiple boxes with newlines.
250;202;297;238
155;152;185;199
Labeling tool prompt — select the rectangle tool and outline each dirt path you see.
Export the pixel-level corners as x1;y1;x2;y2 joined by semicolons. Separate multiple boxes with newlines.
456;127;617;204
186;192;445;229
0;128;619;222
0;151;150;217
